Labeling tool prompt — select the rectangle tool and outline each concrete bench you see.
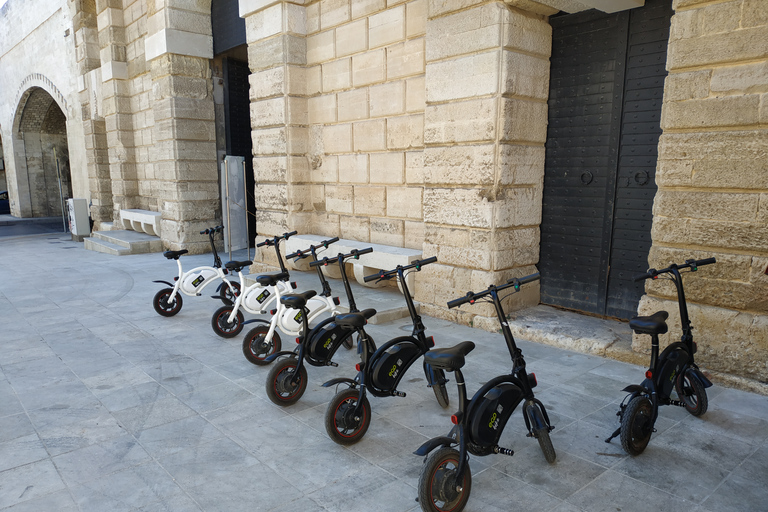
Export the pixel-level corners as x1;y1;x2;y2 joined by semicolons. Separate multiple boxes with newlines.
120;209;161;237
284;235;423;296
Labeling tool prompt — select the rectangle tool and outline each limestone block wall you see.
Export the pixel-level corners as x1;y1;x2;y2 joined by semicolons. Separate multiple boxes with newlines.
637;0;768;383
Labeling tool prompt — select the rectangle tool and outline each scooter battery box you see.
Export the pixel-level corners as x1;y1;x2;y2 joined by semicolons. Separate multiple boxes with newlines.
371;342;420;390
308;323;347;360
656;345;689;398
469;383;523;447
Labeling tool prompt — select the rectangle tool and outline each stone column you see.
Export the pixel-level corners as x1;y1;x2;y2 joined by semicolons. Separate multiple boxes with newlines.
417;0;551;326
71;0;111;227
146;0;218;252
637;0;768;383
95;0;138;222
242;0;310;269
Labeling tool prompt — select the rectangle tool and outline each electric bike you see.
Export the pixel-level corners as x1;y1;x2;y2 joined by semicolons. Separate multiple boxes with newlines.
210;232;298;338
414;273;555;512
263;248;377;405
241;236;351;365
322;256;451;445
605;257;716;456
152;226;241;317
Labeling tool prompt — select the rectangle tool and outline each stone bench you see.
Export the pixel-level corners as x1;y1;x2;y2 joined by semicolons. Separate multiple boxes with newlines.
120;209;161;237
284;235;423;296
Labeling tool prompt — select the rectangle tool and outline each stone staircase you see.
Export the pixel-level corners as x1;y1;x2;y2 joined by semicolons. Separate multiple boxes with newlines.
84;227;163;256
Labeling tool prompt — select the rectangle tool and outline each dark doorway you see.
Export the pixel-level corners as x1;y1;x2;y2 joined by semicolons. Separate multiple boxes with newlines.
539;0;672;319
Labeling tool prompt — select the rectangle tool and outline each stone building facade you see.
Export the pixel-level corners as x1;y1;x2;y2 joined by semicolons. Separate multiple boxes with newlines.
0;0;766;385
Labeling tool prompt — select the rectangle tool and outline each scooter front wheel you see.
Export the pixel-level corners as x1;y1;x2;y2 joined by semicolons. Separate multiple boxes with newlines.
418;447;471;512
620;395;653;456
535;426;556;463
325;388;371;445
242;326;281;366
211;306;244;338
265;358;307;406
153;288;183;317
676;369;708;417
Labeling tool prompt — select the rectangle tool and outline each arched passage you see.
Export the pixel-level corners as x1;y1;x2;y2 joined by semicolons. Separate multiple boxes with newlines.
13;87;72;217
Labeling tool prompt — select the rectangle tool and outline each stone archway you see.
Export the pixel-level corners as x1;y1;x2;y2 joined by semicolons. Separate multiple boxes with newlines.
13;87;72;217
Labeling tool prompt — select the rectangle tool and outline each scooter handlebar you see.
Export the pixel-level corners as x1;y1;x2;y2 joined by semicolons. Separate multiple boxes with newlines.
448;272;540;308
309;247;374;268
634;257;717;282
363;256;438;282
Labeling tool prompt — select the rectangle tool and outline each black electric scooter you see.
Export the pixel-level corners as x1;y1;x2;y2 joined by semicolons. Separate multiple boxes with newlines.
414;273;555;512
262;248;377;405
606;257;715;455
322;256;450;445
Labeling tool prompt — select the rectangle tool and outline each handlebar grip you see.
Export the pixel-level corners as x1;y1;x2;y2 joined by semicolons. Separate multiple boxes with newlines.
283;231;298;239
363;270;384;283
516;272;540;286
447;293;474;309
416;256;438;267
353;247;373;257
323;237;340;247
256;240;268;247
696;257;716;266
200;229;207;235
286;250;304;260
633;270;655;282
310;256;332;268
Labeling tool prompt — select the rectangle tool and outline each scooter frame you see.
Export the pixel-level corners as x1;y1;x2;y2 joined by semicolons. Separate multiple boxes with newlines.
605;257;715;455
413;273;555;512
321;256;450;445
152;226;241;317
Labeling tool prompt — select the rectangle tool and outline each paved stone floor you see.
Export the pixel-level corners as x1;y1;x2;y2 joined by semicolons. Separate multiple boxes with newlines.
1;231;767;511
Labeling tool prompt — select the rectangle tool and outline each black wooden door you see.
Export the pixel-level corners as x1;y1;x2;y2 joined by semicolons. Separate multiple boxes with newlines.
540;0;672;319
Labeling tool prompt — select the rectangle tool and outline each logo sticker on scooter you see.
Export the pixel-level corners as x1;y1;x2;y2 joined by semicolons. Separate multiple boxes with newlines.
192;275;205;287
323;333;337;349
294;311;303;323
256;289;271;304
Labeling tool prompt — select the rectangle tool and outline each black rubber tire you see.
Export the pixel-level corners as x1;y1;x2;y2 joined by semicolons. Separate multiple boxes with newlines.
432;369;450;409
242;325;281;366
417;447;471;512
221;281;241;304
620;395;653;456
535;426;557;463
676;370;708;417
324;388;371;445
211;306;244;338
153;288;183;317
265;358;308;406
343;335;354;350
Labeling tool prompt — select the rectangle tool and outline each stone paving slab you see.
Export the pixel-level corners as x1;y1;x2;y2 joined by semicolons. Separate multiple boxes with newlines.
1;232;767;512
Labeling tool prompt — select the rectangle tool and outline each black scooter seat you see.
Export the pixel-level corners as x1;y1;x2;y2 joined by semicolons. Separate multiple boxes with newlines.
163;250;188;260
281;290;317;310
629;311;669;335
254;272;289;287
225;260;253;272
335;309;377;329
423;341;475;371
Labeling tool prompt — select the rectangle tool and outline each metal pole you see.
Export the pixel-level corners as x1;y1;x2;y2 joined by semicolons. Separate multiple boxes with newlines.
244;158;250;261
224;157;232;262
53;147;67;233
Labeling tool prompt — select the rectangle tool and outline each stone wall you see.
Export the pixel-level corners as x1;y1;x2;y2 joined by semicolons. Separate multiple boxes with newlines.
636;0;768;383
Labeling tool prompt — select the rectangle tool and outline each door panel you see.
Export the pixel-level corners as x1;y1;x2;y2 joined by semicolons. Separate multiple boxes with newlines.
540;0;672;319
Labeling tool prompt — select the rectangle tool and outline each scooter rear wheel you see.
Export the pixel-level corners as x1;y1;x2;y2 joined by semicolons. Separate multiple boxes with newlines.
211;306;244;338
153;288;183;317
620;395;653;456
325;388;371;445
432;369;450;409
418;447;471;512
676;370;708;417
242;326;281;366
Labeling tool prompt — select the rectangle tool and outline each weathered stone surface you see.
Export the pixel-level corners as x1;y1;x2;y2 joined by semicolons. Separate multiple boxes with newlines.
322;123;353;153
336;18;367;57
426;51;498;102
711;61;768;95
426;3;502;62
404;219;425;249
502;6;551;57
653;190;760;223
424;188;493;228
308;93;337;124
307;30;335;65
424;98;497;144
386;114;424;149
323;57;352;91
386;38;425;79
370;216;405;246
369;5;405;48
338;88;369;122
406;0;426;37
352;48;385;86
502;51;550;100
663;69;711;101
423;145;495;185
651;216;768;254
387;186;422;219
321;0;350;28
325;184;354;214
661;95;760;130
667;26;768;70
369;81;405;118
354;119;387;151
354;186;386;216
370;152;404;184
340;214;371;241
